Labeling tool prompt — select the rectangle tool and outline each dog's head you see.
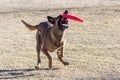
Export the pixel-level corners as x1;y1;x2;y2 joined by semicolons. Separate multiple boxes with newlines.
47;10;69;31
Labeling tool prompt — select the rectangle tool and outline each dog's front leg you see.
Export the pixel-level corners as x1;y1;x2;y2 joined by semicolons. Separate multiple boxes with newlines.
42;48;52;69
57;47;69;66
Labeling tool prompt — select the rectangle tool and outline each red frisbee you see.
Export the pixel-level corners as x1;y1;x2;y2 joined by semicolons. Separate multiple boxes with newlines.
62;14;84;22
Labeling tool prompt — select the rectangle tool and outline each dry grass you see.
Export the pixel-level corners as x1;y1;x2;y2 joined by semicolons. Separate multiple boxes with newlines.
0;1;120;80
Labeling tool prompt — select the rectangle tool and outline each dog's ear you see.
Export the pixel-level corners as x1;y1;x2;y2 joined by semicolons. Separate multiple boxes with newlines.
47;16;55;24
63;10;68;14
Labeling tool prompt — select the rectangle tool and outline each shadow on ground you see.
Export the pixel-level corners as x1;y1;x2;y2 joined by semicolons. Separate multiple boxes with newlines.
0;68;60;79
0;68;120;80
0;68;35;79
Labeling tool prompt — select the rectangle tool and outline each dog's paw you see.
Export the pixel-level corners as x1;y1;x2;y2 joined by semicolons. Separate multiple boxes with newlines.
35;66;40;70
64;62;69;66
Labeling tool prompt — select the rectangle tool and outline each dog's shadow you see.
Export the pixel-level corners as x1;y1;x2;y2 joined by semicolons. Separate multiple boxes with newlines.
0;68;60;79
0;68;35;79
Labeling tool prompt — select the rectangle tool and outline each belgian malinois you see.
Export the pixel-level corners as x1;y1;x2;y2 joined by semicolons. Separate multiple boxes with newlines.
21;10;69;69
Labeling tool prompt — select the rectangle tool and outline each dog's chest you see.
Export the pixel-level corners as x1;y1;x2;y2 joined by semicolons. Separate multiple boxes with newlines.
47;41;63;52
46;37;65;52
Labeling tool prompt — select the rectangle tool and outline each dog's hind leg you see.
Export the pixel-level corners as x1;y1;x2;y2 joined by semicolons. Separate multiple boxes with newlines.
35;32;41;70
57;47;69;66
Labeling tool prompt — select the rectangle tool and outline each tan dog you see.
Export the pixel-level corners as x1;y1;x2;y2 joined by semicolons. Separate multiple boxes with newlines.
21;10;69;69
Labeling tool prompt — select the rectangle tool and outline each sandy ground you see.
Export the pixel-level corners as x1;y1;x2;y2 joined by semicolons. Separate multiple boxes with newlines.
0;0;120;80
0;0;120;12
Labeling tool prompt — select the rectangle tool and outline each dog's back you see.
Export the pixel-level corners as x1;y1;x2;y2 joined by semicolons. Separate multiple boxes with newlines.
21;20;49;31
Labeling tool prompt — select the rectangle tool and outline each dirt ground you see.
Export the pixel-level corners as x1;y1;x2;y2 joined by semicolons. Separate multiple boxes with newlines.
0;0;120;80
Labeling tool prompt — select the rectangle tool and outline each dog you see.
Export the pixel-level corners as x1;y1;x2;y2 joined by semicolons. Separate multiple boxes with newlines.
21;10;69;69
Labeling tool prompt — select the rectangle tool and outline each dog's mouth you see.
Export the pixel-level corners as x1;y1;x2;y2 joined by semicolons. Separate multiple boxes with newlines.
61;18;69;28
62;23;69;27
58;15;69;31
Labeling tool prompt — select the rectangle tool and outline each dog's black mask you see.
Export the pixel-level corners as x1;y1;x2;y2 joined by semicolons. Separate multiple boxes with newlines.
57;14;69;31
47;10;69;31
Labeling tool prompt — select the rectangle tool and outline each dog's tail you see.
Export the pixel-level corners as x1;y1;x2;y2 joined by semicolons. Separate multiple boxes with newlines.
21;20;38;31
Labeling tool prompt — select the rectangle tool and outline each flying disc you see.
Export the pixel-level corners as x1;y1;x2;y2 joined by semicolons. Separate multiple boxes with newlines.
62;14;84;22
